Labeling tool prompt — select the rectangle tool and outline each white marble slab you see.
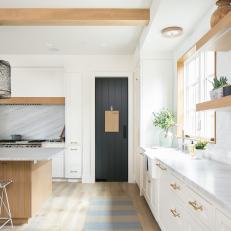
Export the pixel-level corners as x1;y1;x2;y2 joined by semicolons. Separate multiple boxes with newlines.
142;146;231;214
0;147;64;161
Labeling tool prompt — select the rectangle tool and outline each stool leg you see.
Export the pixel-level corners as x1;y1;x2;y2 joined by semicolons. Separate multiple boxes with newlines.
3;187;13;228
0;189;4;217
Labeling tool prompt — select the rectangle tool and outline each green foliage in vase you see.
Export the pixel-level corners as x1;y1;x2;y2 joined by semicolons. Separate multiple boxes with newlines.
153;109;175;133
195;140;208;150
209;76;228;90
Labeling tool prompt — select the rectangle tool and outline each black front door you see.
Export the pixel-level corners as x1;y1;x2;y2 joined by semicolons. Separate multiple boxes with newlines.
95;78;128;182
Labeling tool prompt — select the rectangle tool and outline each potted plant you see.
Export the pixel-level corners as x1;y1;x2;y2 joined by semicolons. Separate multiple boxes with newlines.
209;76;228;100
195;140;208;159
153;109;175;148
223;82;231;97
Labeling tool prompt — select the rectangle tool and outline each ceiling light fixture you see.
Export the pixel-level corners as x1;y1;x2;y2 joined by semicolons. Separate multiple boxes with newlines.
46;43;60;52
161;26;183;38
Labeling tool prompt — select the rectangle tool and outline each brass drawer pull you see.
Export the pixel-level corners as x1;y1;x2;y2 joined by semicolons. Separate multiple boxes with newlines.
170;209;180;218
170;183;181;190
188;201;203;211
156;163;167;171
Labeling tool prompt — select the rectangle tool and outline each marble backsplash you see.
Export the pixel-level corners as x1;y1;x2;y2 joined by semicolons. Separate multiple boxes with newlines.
0;105;65;140
204;112;231;165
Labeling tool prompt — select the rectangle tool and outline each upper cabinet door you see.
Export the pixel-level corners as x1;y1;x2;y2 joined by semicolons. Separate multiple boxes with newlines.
65;73;82;146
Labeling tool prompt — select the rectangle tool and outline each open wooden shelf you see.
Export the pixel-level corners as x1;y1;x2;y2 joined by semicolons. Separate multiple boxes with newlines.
196;12;231;52
196;95;231;111
0;97;65;105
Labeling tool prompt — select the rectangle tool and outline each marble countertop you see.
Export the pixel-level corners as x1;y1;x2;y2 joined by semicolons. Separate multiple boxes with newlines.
0;147;64;161
141;147;231;214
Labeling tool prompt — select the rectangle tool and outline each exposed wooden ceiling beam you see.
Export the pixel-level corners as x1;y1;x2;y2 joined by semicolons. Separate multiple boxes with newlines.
0;8;150;26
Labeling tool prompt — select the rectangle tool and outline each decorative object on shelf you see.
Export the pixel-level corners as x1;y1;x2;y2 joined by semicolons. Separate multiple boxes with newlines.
223;84;231;96
153;109;175;148
195;140;208;159
161;26;183;38
0;60;11;98
209;76;228;99
211;0;231;27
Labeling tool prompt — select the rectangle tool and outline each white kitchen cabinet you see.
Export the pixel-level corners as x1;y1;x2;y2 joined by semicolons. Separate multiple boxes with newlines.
65;73;82;146
52;151;65;178
65;147;82;178
65;73;82;179
216;210;231;231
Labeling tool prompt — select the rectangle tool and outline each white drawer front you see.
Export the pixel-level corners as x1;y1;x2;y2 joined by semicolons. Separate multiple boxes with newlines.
167;173;187;203
185;186;214;229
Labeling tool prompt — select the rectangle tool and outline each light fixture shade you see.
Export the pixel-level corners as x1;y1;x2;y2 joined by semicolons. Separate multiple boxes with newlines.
0;60;11;98
161;26;183;38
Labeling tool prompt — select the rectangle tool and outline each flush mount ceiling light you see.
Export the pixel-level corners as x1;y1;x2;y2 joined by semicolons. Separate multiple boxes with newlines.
46;43;60;52
0;60;11;98
161;26;183;38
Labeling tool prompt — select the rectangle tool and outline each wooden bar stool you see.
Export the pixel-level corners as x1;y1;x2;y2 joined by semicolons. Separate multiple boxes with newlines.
0;180;13;229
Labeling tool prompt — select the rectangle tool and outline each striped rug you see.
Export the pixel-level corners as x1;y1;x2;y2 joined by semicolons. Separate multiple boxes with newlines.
84;198;142;231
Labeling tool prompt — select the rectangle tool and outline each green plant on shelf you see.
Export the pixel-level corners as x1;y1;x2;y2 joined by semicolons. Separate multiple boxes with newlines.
195;140;208;150
209;76;228;90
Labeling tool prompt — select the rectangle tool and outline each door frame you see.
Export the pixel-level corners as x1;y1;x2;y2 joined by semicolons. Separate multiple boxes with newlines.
90;72;134;183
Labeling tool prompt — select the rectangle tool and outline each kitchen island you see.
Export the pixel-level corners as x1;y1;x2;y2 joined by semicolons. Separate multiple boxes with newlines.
0;147;63;225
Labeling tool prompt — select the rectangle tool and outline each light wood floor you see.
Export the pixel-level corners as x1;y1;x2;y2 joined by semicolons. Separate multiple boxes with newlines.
4;182;160;231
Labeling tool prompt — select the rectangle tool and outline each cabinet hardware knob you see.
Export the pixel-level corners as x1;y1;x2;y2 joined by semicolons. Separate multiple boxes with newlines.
170;209;180;218
148;180;151;183
188;201;203;211
170;183;181;190
156;163;167;171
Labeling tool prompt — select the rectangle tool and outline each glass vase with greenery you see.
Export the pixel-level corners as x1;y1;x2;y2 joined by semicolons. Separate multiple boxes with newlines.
153;109;175;147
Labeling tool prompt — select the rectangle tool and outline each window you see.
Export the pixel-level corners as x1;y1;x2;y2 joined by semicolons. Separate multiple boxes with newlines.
184;51;215;141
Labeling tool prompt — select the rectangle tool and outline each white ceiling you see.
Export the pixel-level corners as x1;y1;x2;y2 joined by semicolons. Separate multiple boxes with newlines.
0;26;144;55
0;0;152;8
0;0;215;55
142;0;214;54
0;0;151;55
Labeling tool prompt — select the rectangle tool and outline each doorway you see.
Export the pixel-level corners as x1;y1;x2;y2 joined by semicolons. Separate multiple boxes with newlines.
95;78;128;182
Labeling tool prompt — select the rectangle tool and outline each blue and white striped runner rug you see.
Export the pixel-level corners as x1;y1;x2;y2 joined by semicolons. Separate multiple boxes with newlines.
84;198;142;231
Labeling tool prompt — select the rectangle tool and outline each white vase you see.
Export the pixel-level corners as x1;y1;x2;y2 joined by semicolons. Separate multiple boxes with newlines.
210;88;223;100
195;149;204;159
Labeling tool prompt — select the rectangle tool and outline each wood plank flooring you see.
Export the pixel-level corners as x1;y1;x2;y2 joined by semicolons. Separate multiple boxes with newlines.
3;182;160;231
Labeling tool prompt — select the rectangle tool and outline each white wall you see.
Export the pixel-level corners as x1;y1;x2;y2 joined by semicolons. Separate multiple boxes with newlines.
1;54;134;182
140;57;174;147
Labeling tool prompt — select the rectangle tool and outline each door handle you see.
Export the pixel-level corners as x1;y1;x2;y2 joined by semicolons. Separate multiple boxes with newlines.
123;125;127;139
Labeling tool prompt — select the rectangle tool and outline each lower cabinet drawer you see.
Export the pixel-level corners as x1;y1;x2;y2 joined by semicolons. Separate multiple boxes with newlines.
159;193;186;231
184;185;214;229
65;146;82;179
66;168;81;178
167;173;187;203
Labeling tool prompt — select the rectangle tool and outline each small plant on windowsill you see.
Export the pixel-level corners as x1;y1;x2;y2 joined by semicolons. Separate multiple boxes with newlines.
153;109;175;148
194;140;208;159
209;76;228;100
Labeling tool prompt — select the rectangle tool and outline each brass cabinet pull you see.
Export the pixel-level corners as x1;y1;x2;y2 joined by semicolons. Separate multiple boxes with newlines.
170;209;180;218
156;163;167;171
170;183;181;190
188;201;203;211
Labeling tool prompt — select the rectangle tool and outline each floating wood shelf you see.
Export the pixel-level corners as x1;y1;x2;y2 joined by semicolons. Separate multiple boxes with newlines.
0;97;65;105
196;95;231;111
196;12;231;52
